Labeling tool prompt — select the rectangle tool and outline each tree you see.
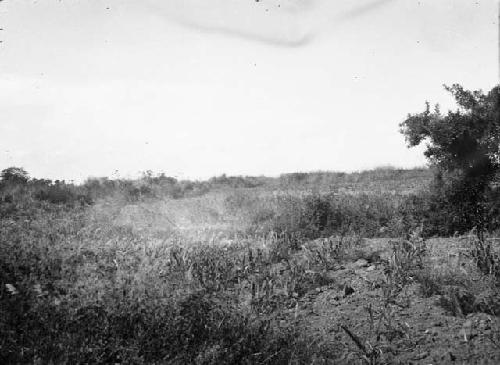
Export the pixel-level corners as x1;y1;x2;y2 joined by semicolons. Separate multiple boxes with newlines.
0;167;29;185
400;84;500;235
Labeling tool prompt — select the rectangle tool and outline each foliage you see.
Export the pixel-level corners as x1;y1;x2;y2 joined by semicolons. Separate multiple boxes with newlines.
2;164;500;363
341;230;427;364
0;166;29;184
400;84;500;234
279;167;432;194
266;192;404;240
0;201;339;364
464;232;500;284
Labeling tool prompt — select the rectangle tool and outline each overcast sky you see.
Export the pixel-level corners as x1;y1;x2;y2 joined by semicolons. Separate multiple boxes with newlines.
0;0;498;182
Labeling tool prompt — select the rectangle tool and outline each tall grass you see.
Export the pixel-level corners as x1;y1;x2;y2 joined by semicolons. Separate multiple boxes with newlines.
0;197;341;363
4;166;498;363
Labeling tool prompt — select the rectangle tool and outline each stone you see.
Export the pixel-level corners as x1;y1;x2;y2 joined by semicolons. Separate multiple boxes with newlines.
343;285;355;297
353;258;369;267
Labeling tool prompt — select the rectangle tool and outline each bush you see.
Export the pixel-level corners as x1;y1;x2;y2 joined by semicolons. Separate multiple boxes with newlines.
401;84;500;236
268;192;402;240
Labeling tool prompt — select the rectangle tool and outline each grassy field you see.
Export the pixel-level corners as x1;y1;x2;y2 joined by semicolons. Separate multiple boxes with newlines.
1;167;499;364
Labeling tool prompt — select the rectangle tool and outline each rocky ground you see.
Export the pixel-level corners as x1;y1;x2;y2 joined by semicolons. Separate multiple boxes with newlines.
293;238;500;364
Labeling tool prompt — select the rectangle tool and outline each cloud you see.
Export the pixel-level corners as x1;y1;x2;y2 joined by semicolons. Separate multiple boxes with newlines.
143;0;396;48
167;16;314;47
334;0;395;22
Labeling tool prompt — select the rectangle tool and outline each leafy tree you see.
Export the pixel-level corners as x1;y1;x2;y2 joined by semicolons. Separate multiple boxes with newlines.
0;167;29;185
400;84;500;235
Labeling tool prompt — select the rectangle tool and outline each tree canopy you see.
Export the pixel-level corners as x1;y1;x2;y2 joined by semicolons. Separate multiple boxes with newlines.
0;167;29;184
400;84;500;234
400;84;500;175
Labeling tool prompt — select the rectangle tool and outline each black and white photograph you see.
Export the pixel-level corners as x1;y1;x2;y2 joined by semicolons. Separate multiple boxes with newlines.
1;0;499;363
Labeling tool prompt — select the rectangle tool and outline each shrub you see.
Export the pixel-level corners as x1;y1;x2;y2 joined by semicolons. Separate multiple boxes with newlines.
268;192;402;240
401;84;500;236
465;232;500;283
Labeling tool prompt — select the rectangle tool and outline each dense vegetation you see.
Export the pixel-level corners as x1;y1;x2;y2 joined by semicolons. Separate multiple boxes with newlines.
1;84;500;364
1;163;499;363
401;84;500;237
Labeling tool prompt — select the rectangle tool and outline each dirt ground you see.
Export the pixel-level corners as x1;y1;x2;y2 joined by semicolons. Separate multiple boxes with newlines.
294;238;500;364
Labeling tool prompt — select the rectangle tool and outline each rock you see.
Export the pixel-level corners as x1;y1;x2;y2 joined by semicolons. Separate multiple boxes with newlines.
343;285;355;297
353;258;369;268
366;265;376;272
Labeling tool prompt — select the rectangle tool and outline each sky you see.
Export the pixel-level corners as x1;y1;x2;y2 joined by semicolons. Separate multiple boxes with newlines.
0;0;498;182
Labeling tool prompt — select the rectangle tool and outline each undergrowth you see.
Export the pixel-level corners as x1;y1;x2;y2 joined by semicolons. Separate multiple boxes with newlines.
2;171;500;364
0;201;342;364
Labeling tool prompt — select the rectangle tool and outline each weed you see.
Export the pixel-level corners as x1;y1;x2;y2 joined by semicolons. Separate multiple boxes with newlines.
341;230;425;364
465;231;500;282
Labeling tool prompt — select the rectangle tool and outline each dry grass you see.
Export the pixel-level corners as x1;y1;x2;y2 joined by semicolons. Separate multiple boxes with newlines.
0;195;345;363
1;173;499;364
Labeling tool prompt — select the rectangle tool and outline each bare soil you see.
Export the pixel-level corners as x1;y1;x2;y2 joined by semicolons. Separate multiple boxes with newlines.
295;238;500;364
